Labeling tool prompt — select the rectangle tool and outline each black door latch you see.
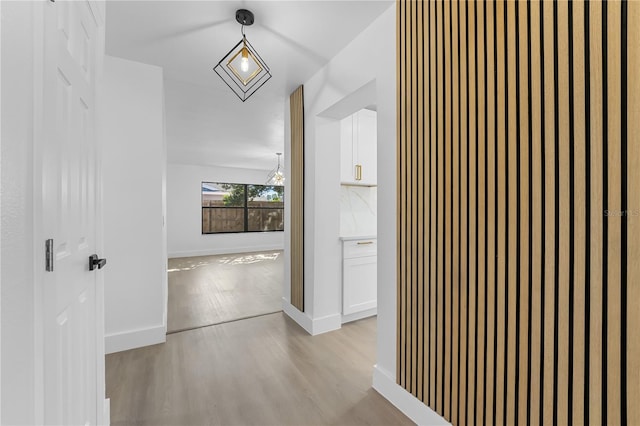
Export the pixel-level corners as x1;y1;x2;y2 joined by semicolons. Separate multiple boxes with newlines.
89;254;107;271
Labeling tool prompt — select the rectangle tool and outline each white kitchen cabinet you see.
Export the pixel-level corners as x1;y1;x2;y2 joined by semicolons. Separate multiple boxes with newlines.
340;109;377;186
342;239;377;316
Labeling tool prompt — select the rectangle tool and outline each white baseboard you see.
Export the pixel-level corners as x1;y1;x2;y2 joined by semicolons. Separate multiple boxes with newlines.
282;298;313;334
168;244;284;259
282;299;342;336
342;307;377;324
105;325;166;354
103;398;110;426
311;313;342;335
372;365;450;426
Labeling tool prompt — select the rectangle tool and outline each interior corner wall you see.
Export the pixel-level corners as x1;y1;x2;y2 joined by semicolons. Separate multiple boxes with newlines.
166;163;285;258
101;55;167;354
292;2;399;365
0;2;36;423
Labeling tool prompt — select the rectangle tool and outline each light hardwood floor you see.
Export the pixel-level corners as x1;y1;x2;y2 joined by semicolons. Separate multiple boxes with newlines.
106;313;412;426
167;251;284;333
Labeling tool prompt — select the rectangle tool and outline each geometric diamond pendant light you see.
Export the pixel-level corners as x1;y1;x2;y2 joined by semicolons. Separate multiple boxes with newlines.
213;9;272;102
266;153;285;186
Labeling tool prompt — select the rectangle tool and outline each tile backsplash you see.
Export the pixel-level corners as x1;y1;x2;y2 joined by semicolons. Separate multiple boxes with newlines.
340;185;377;237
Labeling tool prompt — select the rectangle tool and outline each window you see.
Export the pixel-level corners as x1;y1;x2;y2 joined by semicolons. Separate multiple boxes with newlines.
202;182;284;234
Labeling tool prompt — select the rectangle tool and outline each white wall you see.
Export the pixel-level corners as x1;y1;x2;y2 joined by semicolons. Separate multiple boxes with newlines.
101;56;167;354
284;5;446;424
284;4;396;347
0;2;36;423
167;163;284;258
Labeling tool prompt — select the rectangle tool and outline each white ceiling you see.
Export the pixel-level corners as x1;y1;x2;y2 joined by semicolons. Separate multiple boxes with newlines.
105;0;393;170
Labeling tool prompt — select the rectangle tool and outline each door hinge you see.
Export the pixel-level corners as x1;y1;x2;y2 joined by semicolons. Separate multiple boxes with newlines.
45;239;54;272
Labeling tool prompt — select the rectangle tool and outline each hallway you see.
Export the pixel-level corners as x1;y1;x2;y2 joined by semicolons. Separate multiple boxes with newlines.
106;313;411;426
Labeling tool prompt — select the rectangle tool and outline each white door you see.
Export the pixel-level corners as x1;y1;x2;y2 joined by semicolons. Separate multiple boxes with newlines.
40;1;106;424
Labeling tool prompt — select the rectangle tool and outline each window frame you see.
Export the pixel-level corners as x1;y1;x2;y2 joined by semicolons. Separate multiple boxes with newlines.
201;181;284;234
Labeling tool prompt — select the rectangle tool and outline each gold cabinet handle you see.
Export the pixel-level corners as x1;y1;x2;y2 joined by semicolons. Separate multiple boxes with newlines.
355;164;362;181
357;241;374;245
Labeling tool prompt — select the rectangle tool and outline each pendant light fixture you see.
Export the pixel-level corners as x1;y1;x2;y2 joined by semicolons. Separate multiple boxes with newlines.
213;9;272;102
266;153;285;186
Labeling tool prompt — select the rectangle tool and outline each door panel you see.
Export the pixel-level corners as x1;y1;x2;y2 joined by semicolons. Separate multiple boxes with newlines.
41;1;103;424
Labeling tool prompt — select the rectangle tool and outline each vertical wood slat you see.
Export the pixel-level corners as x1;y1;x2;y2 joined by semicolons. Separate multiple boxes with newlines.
588;1;604;423
606;2;623;425
494;1;506;423
528;2;543;424
541;1;556;424
396;1;637;425
457;0;468;421
398;0;406;390
505;1;518;424
443;0;452;419
410;0;418;398
466;0;477;421
516;1;531;424
628;3;640;424
422;0;430;402
437;0;445;415
571;1;587;424
485;1;496;423
474;0;487;422
451;0;460;421
417;0;425;404
429;0;437;407
556;1;571;425
289;85;304;312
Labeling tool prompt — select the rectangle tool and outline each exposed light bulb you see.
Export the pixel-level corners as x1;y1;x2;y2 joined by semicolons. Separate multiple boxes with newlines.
274;171;284;185
241;47;249;72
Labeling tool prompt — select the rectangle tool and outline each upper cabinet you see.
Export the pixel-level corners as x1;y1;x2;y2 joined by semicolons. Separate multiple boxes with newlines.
340;109;377;186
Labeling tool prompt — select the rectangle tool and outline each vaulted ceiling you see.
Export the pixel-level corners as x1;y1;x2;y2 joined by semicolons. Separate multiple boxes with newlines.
105;0;393;170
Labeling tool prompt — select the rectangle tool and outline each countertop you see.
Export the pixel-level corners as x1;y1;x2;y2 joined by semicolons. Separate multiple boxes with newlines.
339;235;377;241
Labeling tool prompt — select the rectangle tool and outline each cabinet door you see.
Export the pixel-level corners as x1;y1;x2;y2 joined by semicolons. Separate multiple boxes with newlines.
355;109;377;185
343;255;377;314
340;115;356;184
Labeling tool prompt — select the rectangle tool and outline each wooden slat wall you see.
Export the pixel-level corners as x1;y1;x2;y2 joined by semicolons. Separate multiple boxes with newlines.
290;85;304;312
396;1;640;424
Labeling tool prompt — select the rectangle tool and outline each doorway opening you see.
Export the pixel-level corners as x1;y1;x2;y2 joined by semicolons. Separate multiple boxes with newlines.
166;250;284;334
317;79;379;328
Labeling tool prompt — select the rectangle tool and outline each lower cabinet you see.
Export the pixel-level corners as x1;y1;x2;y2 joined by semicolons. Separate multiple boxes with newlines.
342;239;377;316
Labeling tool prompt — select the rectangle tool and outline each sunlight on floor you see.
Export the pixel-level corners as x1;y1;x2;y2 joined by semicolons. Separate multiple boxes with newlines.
167;252;280;272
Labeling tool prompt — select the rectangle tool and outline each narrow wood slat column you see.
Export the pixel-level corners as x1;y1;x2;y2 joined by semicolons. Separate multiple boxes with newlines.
588;2;604;422
606;3;623;425
474;2;486;423
516;2;531;424
396;1;637;424
290;85;304;312
443;0;452;418
628;2;640;424
450;1;460;422
529;2;543;423
556;1;571;424
485;1;497;423
571;2;587;424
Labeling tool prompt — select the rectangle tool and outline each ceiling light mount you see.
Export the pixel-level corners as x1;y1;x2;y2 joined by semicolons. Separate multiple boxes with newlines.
214;9;271;102
235;9;254;26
